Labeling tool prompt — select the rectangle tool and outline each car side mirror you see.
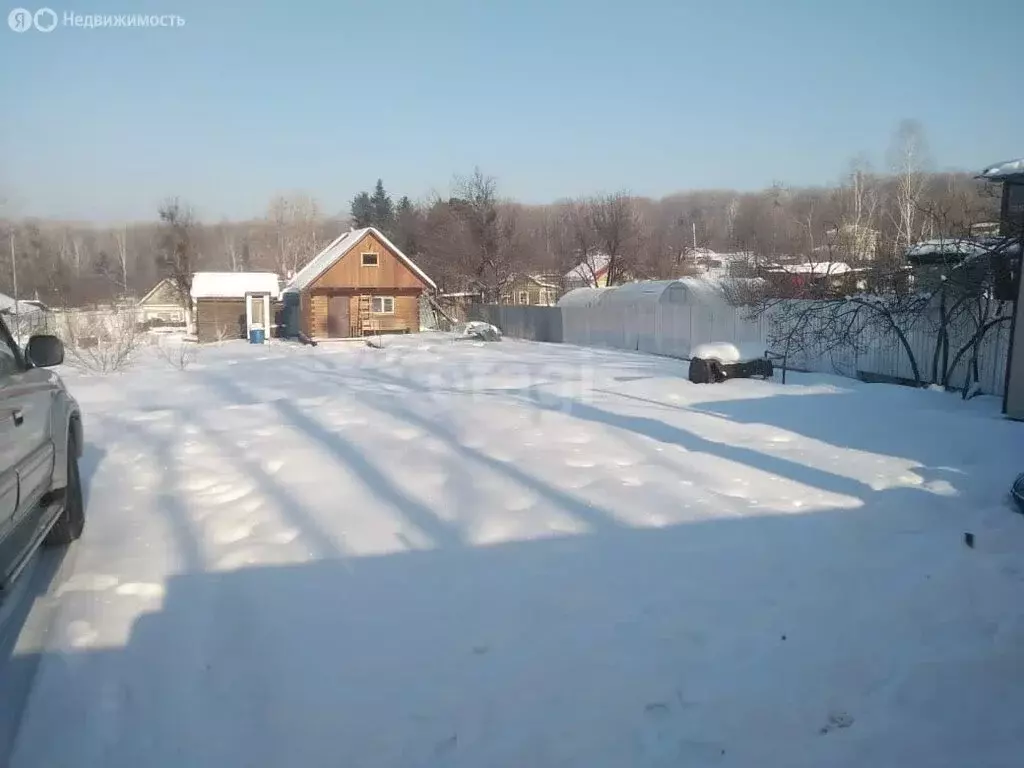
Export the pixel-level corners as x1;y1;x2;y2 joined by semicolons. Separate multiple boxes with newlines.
26;334;65;367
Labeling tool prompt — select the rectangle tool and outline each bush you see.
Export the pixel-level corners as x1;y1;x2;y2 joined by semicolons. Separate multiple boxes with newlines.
58;306;140;373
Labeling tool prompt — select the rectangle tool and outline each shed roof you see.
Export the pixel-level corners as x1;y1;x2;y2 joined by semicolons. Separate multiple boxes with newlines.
283;227;436;293
191;272;281;299
980;158;1024;181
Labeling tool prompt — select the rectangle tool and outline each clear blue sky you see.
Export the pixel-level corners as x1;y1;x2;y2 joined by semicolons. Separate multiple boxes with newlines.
2;0;1022;222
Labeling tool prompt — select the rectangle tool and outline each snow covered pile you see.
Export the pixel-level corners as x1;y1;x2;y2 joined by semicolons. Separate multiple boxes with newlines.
454;321;503;341
6;335;1024;768
690;341;768;363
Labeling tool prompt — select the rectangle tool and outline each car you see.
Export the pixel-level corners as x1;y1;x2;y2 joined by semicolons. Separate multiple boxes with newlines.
0;316;84;592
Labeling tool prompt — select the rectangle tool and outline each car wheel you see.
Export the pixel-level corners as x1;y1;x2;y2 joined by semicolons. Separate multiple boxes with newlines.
44;437;85;547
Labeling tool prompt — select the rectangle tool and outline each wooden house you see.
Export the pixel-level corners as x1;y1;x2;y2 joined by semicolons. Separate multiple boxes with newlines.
191;272;281;343
500;274;559;306
136;278;187;326
281;227;436;339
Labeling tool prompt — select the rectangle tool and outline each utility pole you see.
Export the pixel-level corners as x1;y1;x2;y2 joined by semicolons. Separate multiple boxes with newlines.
692;221;697;251
9;228;17;324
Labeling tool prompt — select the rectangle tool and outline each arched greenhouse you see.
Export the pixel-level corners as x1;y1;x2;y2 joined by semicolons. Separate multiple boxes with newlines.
557;278;768;358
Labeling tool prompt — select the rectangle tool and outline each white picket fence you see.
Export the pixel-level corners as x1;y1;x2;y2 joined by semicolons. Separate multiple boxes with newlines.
561;296;1012;396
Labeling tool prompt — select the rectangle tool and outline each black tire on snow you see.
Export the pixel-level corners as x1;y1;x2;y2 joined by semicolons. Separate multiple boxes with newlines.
45;437;85;547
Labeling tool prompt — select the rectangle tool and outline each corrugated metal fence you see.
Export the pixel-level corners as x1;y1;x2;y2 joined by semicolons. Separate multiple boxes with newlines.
470;305;563;343
475;297;1012;397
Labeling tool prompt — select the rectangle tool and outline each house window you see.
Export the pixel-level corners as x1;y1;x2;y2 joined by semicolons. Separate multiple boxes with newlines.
372;296;394;314
361;252;379;267
518;291;529;305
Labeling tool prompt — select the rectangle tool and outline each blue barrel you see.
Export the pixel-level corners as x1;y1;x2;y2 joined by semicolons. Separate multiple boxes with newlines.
249;327;266;344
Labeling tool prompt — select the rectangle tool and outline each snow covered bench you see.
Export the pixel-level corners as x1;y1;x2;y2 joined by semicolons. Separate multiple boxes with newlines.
688;342;773;384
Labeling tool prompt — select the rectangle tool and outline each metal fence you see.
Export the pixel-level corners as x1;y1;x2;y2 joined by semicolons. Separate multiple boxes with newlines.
470;305;563;343
478;297;1013;397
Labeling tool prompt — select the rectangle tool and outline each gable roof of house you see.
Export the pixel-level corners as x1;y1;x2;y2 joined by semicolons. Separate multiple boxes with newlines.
191;272;281;299
283;226;436;293
138;277;182;306
509;273;559;290
565;253;611;282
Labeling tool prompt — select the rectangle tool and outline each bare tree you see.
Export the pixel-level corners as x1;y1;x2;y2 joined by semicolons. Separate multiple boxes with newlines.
449;168;520;301
112;224;130;296
156;198;199;333
267;193;323;277
586;192;640;285
887;119;931;252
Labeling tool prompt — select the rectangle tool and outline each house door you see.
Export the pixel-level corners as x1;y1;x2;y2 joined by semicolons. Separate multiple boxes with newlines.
251;296;265;327
327;296;350;338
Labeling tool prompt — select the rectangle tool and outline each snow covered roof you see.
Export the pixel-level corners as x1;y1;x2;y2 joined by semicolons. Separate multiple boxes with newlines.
528;274;559;289
191;272;281;299
565;253;611;282
686;247;720;259
766;262;854;275
0;293;48;315
283;227;436;293
905;236;1021;265
980;158;1024;181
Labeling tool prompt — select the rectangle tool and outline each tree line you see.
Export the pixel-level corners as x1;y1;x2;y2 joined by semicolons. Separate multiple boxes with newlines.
0;120;1002;308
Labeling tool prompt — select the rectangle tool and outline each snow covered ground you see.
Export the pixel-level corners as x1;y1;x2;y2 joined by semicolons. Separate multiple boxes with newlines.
6;334;1024;767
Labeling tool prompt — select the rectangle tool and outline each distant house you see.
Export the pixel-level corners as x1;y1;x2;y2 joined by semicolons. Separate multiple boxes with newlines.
500;274;559;306
136;278;186;326
281;227;436;340
434;292;481;324
0;292;49;316
761;261;862;295
190;272;281;343
0;292;53;337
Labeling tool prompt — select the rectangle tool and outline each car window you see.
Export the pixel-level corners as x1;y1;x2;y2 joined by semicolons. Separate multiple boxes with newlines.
0;319;24;377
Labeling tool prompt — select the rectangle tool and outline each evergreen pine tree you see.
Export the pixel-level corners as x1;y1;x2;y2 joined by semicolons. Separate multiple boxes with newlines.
370;179;395;234
350;191;374;228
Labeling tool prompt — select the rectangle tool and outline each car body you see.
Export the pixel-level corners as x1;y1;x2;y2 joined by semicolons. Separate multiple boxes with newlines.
0;316;84;592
